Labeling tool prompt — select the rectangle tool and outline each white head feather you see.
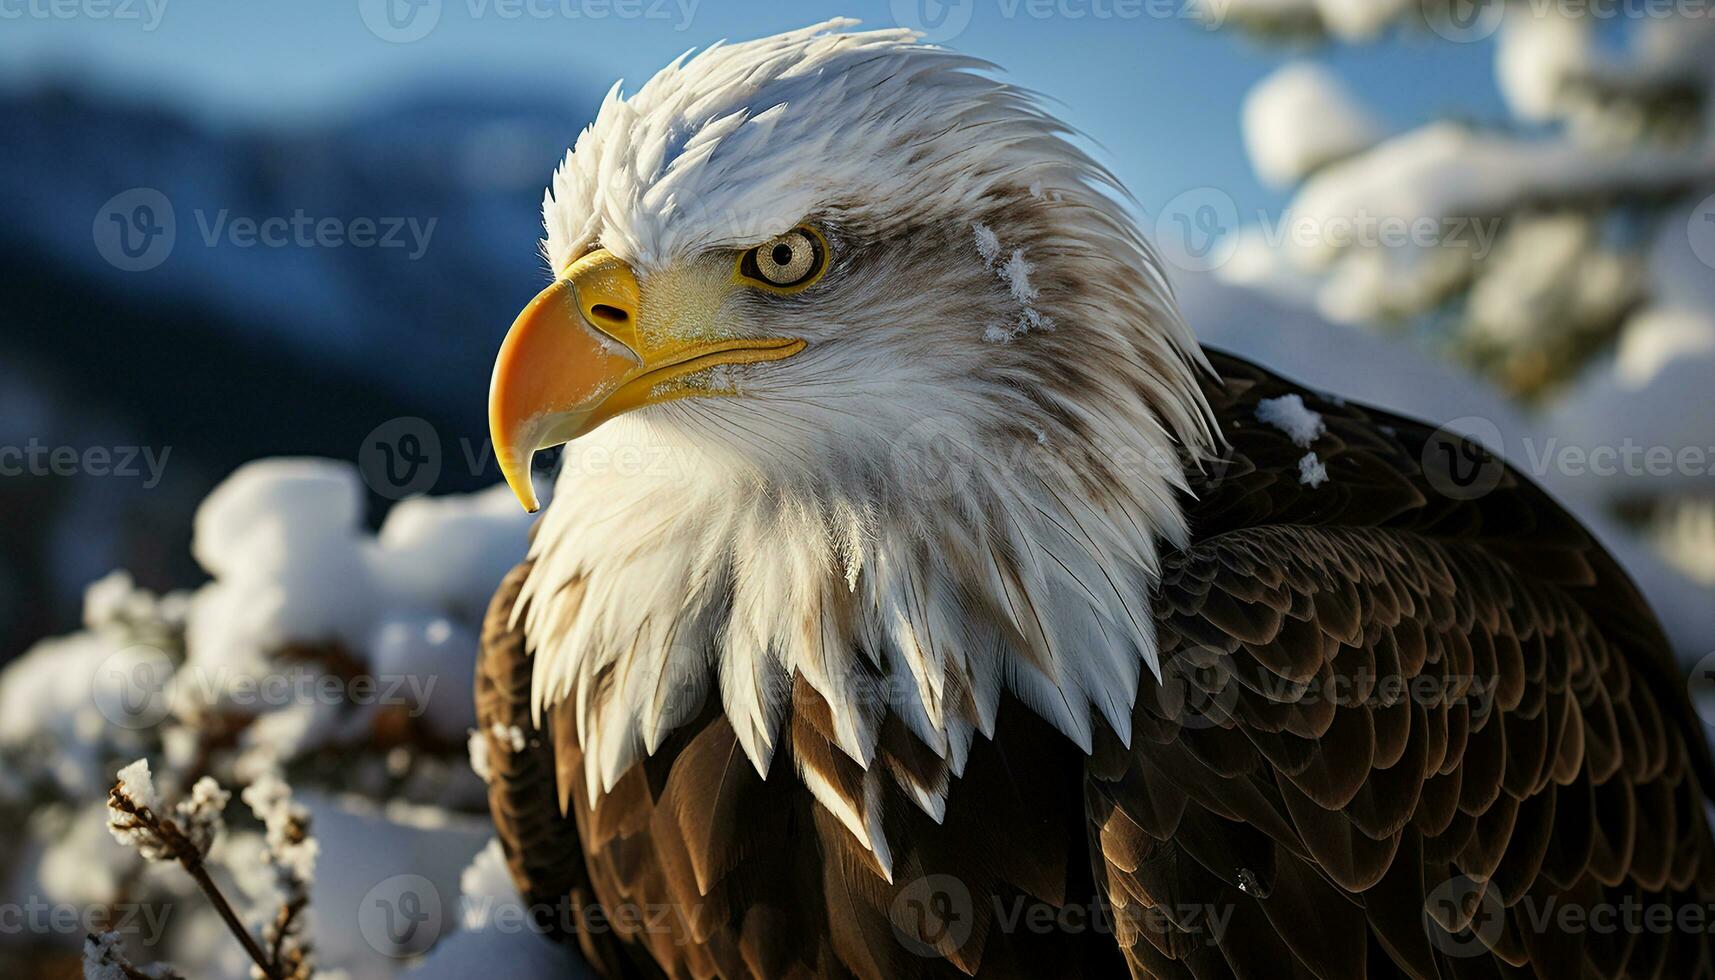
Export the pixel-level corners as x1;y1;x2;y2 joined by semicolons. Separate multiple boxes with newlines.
516;19;1217;864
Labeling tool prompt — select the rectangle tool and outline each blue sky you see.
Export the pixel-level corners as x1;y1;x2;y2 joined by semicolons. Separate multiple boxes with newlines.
1;0;1508;218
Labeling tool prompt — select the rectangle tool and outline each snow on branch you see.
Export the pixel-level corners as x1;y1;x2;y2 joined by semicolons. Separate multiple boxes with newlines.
241;771;317;979
83;930;185;980
1216;2;1714;397
106;760;316;980
1243;62;1381;186
1500;13;1715;127
1223;114;1711;388
1206;0;1409;41
2;464;544;976
1287;122;1712;269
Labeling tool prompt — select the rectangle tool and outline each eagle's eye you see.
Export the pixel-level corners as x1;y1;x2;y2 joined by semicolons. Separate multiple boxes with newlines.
736;226;828;293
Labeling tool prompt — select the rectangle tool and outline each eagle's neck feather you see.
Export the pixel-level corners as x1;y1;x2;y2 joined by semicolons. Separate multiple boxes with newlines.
517;360;1202;872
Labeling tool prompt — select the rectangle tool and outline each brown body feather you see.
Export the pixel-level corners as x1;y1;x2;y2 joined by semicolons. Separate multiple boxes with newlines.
479;349;1715;979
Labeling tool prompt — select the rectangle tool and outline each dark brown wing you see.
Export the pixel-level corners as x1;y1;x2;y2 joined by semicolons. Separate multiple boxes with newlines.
477;562;642;978
1088;350;1715;980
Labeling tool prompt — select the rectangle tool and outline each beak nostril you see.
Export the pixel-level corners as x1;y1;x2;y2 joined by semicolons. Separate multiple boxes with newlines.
589;303;629;324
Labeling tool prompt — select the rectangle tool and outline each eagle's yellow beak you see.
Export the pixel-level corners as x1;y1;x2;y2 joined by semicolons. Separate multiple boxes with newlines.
488;248;805;512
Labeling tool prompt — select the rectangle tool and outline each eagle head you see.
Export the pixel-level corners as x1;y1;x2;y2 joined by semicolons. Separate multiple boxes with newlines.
491;20;1218;813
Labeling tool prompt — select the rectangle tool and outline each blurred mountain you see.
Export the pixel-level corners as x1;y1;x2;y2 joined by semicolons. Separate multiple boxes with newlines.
0;80;598;662
1;78;597;403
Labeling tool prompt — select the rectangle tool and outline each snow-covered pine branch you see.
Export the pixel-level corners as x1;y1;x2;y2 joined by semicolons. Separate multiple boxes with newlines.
1222;6;1713;395
1207;1;1715;597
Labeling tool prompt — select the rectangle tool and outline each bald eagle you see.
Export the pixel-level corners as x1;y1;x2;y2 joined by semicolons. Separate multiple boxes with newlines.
476;20;1715;980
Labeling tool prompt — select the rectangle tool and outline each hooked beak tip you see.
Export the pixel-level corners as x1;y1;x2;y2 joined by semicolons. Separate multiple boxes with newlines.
494;428;543;514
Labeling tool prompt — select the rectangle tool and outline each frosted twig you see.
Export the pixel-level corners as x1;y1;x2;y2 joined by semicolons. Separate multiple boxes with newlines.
106;762;283;980
243;770;318;980
82;930;185;980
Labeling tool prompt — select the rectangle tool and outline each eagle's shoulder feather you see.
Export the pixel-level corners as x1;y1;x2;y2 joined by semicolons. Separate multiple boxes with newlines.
1090;349;1715;979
